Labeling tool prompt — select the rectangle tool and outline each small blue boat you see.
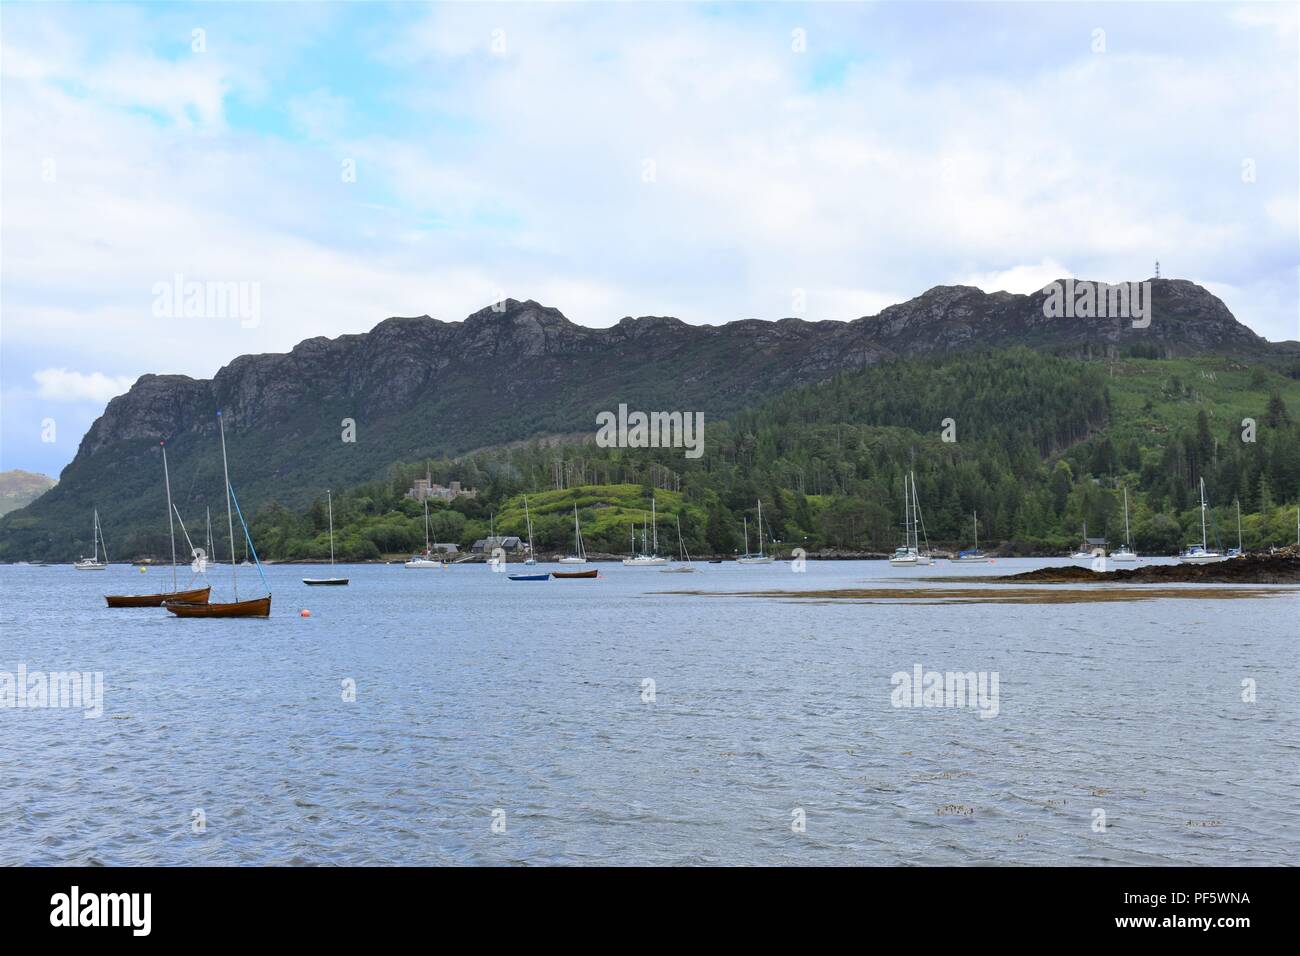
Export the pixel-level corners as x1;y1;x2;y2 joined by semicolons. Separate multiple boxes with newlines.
507;572;550;581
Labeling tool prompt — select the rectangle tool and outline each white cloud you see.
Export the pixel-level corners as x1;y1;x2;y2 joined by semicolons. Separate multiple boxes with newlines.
961;259;1076;295
33;368;136;403
1;0;1297;474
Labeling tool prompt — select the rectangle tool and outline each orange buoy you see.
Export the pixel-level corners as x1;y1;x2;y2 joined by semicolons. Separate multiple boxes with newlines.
300;609;311;618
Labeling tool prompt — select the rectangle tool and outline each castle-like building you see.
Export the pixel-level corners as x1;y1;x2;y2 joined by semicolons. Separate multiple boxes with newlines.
406;478;478;503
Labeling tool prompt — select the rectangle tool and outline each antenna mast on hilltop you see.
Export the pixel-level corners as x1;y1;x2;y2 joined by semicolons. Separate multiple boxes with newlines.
1154;260;1160;279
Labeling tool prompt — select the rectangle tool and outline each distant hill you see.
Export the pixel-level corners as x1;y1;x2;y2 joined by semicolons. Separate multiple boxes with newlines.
0;278;1285;561
0;470;56;517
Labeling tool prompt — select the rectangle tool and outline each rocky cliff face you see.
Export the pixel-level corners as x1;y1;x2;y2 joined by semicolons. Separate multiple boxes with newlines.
0;279;1273;559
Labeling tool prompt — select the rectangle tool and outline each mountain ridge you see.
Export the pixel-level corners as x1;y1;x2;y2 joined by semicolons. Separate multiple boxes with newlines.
0;278;1281;560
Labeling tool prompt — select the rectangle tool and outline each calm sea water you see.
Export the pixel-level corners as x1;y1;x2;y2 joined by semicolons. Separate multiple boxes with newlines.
1;559;1296;866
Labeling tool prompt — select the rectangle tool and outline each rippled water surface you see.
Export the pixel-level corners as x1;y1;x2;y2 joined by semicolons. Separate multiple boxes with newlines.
1;560;1297;865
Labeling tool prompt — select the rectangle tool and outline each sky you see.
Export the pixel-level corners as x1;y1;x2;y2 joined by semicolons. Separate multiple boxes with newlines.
2;1;1297;478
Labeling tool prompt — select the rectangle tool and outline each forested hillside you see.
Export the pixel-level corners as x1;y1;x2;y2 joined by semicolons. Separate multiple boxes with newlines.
234;348;1300;561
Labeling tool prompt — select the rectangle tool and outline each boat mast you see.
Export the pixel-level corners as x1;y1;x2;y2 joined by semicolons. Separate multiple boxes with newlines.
1236;498;1242;552
903;474;913;551
652;497;658;554
974;511;979;553
423;496;430;554
327;490;335;567
524;496;535;556
910;473;919;552
162;441;177;590
756;500;764;556
743;515;749;555
1199;477;1208;550
1123;487;1131;550
218;410;238;600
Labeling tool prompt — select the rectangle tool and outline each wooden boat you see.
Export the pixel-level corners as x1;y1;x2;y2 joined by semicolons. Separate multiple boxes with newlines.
108;585;210;608
304;490;349;585
507;572;550;581
552;568;598;579
167;410;272;618
165;595;270;617
107;442;217;607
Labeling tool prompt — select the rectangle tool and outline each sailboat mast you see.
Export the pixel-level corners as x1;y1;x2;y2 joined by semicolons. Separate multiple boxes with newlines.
162;442;177;590
756;500;764;554
904;475;913;551
1200;478;1208;550
423;496;430;553
327;490;335;567
1235;498;1242;552
524;496;534;555
218;411;238;600
910;473;919;552
973;511;979;552
95;509;107;564
652;497;658;554
1123;487;1131;549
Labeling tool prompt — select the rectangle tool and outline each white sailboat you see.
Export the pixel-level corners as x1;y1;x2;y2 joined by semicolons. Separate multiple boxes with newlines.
737;499;775;564
74;509;108;570
1069;519;1096;560
889;473;932;566
951;510;990;562
660;514;699;573
1178;477;1225;564
1110;487;1139;562
304;490;349;585
559;503;588;563
1225;498;1244;559
404;495;442;568
623;497;668;565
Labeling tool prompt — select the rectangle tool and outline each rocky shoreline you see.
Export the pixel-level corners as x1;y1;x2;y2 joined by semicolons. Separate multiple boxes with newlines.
1000;547;1300;585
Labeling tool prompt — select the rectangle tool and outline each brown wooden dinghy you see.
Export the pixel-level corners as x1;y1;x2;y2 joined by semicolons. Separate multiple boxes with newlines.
107;585;211;608
552;569;598;579
165;411;272;620
165;595;271;618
